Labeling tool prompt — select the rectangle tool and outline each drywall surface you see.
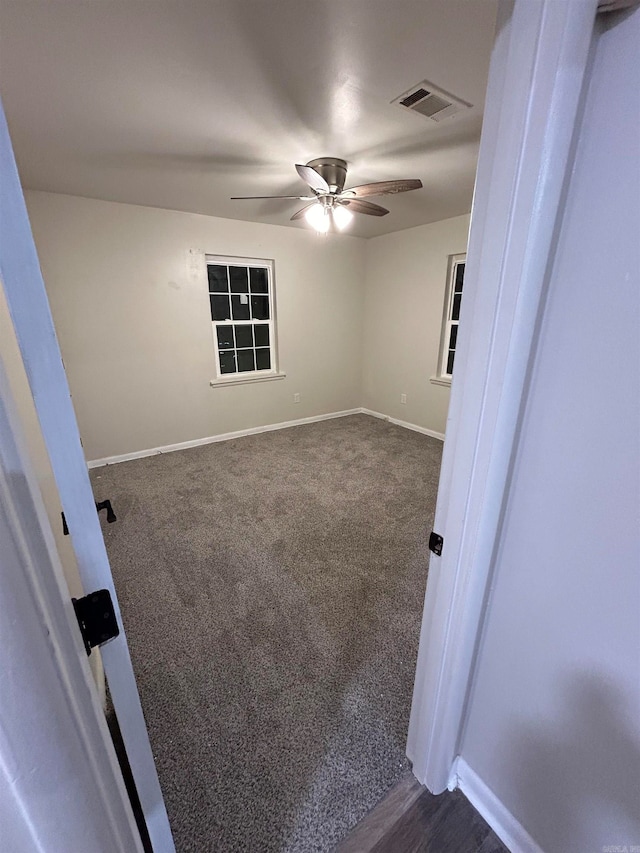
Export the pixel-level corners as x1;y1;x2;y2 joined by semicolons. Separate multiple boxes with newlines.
362;215;469;435
460;9;640;852
24;191;365;461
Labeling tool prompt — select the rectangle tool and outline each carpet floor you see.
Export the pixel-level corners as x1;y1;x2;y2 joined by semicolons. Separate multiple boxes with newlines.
91;414;443;852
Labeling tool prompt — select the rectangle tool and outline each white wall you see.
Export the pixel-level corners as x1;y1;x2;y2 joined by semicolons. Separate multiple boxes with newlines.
362;215;470;435
25;192;466;463
24;192;366;462
460;8;640;852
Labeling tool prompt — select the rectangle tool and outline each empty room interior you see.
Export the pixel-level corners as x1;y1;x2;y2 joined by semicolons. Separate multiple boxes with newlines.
0;1;495;849
2;1;639;852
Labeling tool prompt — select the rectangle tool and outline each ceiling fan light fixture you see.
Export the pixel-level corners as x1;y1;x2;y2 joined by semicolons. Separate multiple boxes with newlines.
236;158;423;229
332;205;353;231
305;203;330;233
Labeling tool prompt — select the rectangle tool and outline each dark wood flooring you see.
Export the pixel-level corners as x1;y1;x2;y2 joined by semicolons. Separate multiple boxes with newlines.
336;772;508;853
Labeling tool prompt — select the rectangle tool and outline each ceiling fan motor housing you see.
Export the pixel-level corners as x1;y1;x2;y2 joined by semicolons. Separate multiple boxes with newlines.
306;157;348;193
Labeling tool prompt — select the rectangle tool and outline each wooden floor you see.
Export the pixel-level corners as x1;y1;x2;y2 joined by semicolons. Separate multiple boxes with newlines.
336;772;508;853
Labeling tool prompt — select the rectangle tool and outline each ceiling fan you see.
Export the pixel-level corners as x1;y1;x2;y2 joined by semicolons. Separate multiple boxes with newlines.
231;157;423;232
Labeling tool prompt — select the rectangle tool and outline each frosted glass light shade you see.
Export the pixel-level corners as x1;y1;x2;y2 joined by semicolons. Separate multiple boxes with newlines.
332;205;353;230
305;203;330;232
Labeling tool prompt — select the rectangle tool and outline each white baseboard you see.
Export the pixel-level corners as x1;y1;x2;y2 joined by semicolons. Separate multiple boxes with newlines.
88;407;445;468
87;409;361;468
360;408;445;442
454;758;543;853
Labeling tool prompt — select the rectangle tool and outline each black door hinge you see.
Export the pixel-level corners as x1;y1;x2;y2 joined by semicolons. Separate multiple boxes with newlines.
72;589;119;655
96;499;117;524
62;499;117;535
428;531;444;556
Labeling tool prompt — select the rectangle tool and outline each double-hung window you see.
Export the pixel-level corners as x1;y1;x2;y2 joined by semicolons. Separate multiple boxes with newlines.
436;253;465;382
207;255;277;379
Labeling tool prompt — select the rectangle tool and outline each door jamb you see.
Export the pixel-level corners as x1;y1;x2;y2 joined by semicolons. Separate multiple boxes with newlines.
407;0;599;792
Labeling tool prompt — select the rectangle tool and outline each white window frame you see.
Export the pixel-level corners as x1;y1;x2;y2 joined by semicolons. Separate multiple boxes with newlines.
206;254;284;387
434;253;466;385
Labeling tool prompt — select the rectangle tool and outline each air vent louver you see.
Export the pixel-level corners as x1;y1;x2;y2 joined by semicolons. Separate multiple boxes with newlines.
393;80;471;122
413;94;452;118
400;88;430;108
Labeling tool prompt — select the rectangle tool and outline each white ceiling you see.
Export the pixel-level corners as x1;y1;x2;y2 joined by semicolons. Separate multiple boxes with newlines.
0;1;497;238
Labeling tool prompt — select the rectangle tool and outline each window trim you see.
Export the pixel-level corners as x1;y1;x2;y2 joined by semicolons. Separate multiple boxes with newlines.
433;252;466;386
209;371;287;389
206;254;282;384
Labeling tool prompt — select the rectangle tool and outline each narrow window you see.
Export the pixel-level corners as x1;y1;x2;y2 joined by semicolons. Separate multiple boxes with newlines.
206;256;276;379
437;253;466;382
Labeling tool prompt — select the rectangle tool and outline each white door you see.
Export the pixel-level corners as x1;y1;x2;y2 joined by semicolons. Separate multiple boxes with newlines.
0;349;143;853
0;102;175;852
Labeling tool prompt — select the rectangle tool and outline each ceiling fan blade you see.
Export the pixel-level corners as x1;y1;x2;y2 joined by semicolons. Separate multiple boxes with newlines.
290;203;317;221
340;198;389;217
340;179;423;198
230;195;314;200
295;164;330;194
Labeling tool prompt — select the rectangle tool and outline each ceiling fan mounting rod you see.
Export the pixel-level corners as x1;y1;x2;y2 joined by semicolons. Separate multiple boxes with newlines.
316;194;340;209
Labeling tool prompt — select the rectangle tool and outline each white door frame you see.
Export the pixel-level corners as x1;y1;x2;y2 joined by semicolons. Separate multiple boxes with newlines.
0;103;174;850
407;0;600;792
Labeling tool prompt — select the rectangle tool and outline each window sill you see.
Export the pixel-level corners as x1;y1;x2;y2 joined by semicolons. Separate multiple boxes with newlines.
209;371;287;389
430;375;452;387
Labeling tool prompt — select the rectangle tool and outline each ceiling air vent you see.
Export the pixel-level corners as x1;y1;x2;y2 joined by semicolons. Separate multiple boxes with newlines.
394;80;472;122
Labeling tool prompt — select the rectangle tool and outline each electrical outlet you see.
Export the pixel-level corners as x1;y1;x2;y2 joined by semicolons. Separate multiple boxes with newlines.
400;394;407;404
293;393;301;403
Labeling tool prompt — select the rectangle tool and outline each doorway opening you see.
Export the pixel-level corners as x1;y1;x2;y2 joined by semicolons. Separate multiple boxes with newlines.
0;0;508;850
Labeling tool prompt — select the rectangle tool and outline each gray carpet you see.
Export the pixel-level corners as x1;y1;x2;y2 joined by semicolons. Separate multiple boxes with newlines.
91;414;443;853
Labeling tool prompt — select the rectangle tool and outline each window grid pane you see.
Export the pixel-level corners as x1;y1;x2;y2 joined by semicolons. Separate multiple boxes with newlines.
237;349;255;372
234;324;253;348
216;326;234;350
208;265;229;293
250;267;269;294
231;294;250;320
209;261;274;377
254;324;270;348
219;350;236;374
251;295;269;320
211;294;231;321
256;348;271;371
229;266;249;293
451;293;462;322
448;324;458;350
